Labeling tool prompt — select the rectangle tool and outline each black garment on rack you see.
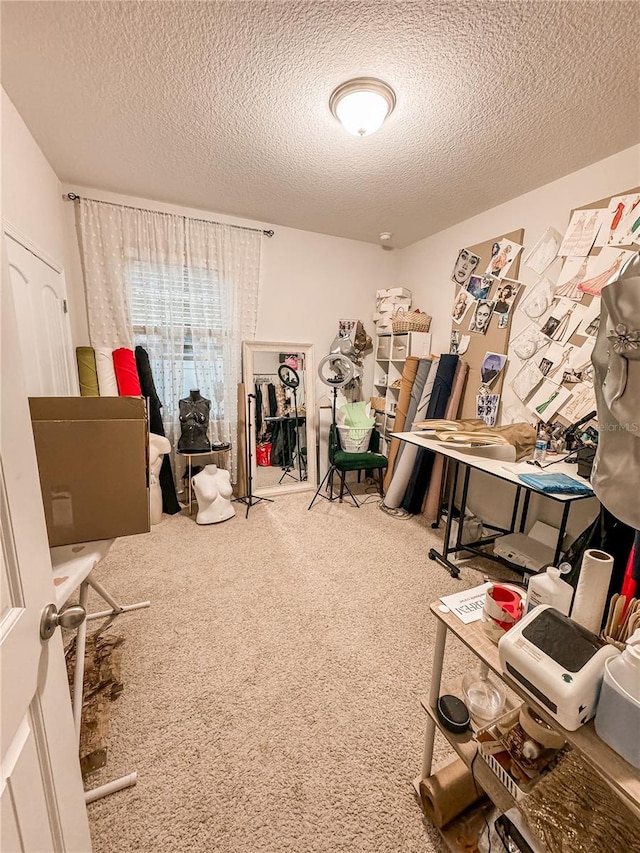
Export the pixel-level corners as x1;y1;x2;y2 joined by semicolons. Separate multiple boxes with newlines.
254;384;263;436
401;354;459;514
134;346;180;515
268;383;277;417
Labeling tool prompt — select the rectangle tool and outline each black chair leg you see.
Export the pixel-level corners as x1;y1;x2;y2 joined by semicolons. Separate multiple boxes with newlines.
339;472;345;502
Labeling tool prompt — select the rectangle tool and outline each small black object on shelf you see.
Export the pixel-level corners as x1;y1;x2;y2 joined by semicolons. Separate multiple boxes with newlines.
436;694;470;734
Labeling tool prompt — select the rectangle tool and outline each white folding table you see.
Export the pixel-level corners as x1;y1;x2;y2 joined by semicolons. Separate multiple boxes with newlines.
391;431;598;578
50;539;150;802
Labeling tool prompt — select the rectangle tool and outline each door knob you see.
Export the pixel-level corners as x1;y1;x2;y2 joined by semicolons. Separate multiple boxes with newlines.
40;603;86;641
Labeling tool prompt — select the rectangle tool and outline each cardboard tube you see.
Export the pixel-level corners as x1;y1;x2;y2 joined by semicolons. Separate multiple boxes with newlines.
383;356;420;492
419;758;484;828
570;548;615;633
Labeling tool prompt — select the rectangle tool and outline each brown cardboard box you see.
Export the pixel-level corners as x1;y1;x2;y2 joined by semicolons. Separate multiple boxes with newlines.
29;396;150;547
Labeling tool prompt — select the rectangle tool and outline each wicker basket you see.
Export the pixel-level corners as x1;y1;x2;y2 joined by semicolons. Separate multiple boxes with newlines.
337;425;373;453
391;308;432;333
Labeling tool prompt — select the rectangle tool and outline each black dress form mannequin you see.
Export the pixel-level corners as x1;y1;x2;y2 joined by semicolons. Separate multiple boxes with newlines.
178;389;211;452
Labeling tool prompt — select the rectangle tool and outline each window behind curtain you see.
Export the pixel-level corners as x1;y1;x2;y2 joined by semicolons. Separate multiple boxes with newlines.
128;260;226;425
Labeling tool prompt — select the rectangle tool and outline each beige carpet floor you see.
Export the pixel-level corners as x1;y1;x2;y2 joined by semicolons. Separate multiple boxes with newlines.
85;485;506;853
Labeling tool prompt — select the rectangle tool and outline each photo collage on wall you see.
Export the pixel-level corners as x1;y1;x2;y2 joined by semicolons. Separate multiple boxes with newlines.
506;191;639;425
451;239;524;426
450;240;523;338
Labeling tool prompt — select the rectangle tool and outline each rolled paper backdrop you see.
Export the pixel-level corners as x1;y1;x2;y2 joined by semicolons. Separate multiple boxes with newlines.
112;347;142;396
95;347;119;396
76;346;99;396
422;360;468;521
384;359;435;508
383;356;420;492
419;758;484;828
570;549;615;633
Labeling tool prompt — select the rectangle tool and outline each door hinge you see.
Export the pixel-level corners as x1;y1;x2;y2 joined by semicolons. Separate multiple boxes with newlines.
63;299;68;314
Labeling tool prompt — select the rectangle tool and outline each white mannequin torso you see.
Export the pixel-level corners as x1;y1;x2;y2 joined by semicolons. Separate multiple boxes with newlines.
149;433;171;525
192;464;235;524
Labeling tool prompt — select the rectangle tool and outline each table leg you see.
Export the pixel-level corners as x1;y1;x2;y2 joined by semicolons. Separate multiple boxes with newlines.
510;486;522;533
188;456;192;515
421;619;447;778
519;489;532;533
555;501;571;565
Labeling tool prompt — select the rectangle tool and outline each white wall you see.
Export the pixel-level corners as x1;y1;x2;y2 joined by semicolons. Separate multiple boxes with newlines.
61;184;396;403
1;88;66;265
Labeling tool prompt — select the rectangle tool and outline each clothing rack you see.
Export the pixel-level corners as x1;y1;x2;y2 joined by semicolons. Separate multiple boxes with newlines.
254;374;280;383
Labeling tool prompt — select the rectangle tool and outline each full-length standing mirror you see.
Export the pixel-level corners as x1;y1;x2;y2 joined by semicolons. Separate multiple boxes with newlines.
242;342;316;496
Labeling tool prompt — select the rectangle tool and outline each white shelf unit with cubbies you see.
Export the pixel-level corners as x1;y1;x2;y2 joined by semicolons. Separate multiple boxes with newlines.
374;331;431;453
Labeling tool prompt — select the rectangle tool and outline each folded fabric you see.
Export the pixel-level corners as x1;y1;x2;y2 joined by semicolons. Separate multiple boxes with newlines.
112;347;142;396
76;346;99;396
517;472;593;495
95;346;119;396
436;431;509;446
415;418;536;461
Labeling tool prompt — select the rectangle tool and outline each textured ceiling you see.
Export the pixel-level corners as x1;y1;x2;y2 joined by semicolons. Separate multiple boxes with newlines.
2;1;639;247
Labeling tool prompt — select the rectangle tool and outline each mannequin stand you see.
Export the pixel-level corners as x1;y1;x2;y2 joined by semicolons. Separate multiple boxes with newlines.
234;392;273;518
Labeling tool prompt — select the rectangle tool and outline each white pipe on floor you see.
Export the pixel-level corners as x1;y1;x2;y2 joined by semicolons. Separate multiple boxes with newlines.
85;773;138;804
86;601;151;621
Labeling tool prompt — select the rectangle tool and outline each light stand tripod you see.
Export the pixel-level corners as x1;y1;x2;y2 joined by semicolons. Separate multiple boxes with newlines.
277;365;305;485
307;351;356;510
234;392;273;518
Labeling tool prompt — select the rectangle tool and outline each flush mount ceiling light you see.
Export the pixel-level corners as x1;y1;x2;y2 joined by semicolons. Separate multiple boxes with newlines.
329;78;396;137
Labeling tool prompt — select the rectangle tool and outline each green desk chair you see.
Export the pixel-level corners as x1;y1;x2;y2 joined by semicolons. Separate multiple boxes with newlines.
329;424;388;507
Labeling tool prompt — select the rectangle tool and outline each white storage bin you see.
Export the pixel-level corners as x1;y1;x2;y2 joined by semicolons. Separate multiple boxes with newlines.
337;425;373;452
595;639;640;768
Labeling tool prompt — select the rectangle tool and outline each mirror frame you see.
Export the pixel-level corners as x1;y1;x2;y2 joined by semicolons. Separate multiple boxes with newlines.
242;341;317;497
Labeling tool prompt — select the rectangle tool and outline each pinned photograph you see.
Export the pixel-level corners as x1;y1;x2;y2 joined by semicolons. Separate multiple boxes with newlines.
467;274;495;301
558;208;605;257
458;335;471;355
527;381;572;423
476;394;500;427
522;227;563;275
468;300;494;335
539;298;586;344
450;329;461;354
518;276;556;319
537;342;565;377
480;352;507;386
451;247;481;286
484;239;523;279
576;299;601;338
493;280;521;328
576;247;634;297
451;288;473;324
561;383;597;422
598;194;640;247
511;361;545;402
510;324;551;360
554;256;591;301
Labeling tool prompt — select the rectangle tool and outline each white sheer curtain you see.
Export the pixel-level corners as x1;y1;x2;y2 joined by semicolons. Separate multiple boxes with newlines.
79;199;262;479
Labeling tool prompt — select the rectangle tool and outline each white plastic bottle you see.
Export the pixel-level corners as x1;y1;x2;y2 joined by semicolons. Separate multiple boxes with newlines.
525;562;573;615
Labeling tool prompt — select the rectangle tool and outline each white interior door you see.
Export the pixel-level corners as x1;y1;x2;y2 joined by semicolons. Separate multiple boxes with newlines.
1;239;91;852
4;229;76;396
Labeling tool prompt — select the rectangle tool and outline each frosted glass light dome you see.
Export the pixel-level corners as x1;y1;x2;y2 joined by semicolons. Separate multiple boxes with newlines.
330;78;396;137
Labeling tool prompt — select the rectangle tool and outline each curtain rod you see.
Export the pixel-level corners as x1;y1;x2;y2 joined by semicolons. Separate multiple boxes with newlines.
64;193;275;237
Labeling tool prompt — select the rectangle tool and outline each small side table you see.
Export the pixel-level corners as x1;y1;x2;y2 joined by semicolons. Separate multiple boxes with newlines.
177;445;231;515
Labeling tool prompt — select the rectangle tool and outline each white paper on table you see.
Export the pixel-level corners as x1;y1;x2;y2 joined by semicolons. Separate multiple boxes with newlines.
558;209;605;256
440;583;492;624
523;227;563;274
527;381;572;422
